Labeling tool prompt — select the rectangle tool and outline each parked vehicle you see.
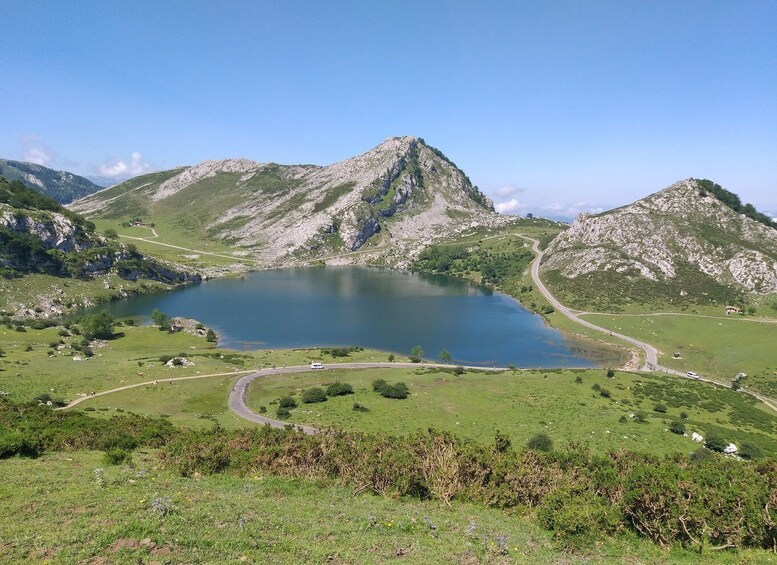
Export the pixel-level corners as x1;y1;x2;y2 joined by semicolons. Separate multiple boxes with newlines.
310;362;324;369
687;371;699;379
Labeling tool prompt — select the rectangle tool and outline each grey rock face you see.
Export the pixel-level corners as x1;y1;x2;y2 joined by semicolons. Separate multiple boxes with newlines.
543;179;777;295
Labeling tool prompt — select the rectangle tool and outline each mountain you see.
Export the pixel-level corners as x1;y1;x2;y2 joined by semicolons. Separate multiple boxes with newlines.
0;159;103;204
541;178;777;311
0;176;199;316
70;137;505;267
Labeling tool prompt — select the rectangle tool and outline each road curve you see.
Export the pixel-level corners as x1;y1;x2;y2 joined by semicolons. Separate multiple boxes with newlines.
229;362;508;434
518;236;660;371
518;235;777;413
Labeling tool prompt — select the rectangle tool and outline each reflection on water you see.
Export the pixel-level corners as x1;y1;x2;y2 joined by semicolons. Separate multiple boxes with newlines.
83;267;626;368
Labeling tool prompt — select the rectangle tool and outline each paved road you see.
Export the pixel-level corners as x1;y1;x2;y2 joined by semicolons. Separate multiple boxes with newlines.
229;362;508;434
518;235;660;371
518;235;777;413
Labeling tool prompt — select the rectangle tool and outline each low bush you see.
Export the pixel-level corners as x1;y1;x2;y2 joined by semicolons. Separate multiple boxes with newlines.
103;447;131;465
374;380;409;399
326;382;354;397
669;420;686;435
278;396;297;409
301;388;327;404
526;432;554;452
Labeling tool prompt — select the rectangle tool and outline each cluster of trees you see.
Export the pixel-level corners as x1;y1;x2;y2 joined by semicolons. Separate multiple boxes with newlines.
697;179;776;229
414;242;533;287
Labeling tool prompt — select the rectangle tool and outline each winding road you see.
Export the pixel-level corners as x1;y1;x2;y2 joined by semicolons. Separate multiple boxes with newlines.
59;233;777;421
518;235;777;413
229;362;507;434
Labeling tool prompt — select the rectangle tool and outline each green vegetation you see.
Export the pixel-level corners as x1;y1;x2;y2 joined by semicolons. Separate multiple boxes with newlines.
247;367;777;457
80;311;116;340
697;178;776;229
2;450;744;564
0;159;102;204
581;313;777;397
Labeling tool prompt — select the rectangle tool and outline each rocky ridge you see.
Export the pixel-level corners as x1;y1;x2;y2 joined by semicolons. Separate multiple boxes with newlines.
542;179;777;301
0;159;103;204
71;137;508;268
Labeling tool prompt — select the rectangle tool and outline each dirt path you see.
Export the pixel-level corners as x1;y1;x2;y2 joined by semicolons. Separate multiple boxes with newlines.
118;234;257;264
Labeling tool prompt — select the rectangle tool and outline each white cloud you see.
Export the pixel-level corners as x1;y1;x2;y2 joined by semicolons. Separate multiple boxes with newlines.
495;198;523;214
98;152;150;179
531;202;605;221
494;184;526;198
21;134;54;166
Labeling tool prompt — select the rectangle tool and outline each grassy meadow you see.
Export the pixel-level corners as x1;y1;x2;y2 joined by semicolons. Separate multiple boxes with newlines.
245;366;777;457
581;313;777;396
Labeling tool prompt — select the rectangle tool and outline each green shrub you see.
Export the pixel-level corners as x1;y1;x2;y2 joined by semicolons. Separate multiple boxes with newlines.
352;403;369;412
377;382;409;399
669;421;686;435
705;432;726;453
103;447;131;465
653;403;667;413
302;388;327;404
276;406;291;418
738;442;762;460
278;396;297;409
326;382;354;397
606;369;615;378
526;432;554;452
539;489;620;547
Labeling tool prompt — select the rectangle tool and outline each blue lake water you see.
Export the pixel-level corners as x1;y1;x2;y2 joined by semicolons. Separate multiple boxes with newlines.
90;267;623;368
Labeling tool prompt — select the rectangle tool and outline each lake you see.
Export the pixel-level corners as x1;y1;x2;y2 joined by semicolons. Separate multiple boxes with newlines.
90;267;624;368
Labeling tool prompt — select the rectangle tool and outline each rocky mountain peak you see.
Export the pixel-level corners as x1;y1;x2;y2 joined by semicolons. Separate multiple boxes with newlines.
542;178;777;307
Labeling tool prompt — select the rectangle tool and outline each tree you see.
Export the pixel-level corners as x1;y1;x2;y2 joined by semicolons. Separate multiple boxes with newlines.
205;329;217;342
80;311;115;340
151;308;172;331
387;353;395;362
705;432;726;453
410;345;424;363
606;369;615;378
439;349;452;363
527;432;553;452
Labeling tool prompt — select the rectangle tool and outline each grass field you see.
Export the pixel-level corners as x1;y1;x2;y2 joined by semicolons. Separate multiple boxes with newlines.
0;272;171;315
1;450;772;564
0;322;398;408
581;313;777;397
243;366;777;457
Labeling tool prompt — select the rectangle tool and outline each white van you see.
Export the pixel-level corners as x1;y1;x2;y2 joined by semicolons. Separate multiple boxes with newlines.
687;371;699;379
310;362;324;370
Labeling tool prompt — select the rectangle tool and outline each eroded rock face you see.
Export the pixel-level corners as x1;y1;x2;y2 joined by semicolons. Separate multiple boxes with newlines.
542;179;777;295
70;136;509;267
0;206;93;252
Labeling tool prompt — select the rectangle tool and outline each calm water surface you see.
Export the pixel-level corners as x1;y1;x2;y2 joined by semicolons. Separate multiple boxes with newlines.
93;267;621;368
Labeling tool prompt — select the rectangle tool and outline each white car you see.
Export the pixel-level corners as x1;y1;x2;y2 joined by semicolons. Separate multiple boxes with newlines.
687;371;699;379
310;362;324;370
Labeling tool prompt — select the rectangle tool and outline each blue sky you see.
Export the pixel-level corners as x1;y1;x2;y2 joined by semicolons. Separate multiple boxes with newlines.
1;1;775;219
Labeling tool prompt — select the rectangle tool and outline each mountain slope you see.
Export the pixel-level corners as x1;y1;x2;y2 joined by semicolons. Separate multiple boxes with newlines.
541;178;777;310
70;137;505;266
0;159;103;204
0;176;199;316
